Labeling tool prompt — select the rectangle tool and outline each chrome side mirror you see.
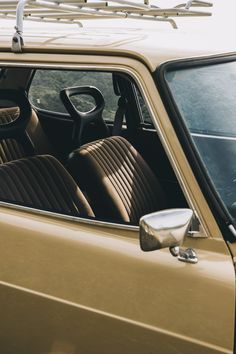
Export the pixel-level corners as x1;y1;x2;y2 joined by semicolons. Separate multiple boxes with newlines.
139;209;193;252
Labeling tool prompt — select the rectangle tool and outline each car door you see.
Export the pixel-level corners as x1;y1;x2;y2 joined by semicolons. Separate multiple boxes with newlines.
0;52;235;354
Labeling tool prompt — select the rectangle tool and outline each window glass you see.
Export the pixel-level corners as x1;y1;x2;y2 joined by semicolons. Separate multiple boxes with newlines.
29;70;119;121
165;62;236;135
165;60;236;222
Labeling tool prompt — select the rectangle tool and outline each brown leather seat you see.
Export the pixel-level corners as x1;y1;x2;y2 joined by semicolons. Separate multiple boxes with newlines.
0;107;54;163
0;154;94;217
67;136;167;224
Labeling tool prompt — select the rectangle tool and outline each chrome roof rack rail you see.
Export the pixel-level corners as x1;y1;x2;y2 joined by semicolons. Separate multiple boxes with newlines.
12;0;27;53
0;0;213;53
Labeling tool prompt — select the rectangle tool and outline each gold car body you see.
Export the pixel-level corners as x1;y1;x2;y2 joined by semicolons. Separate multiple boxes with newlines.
0;20;235;354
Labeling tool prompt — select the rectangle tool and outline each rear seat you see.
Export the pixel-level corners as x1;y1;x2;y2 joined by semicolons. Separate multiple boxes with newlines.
0;107;55;163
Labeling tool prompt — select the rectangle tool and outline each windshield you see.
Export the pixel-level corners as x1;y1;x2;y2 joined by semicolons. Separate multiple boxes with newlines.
164;60;236;223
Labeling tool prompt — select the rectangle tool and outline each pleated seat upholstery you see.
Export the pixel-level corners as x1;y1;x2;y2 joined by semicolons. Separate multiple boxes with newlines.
0;107;54;163
0;154;94;217
0;107;25;163
67;136;167;224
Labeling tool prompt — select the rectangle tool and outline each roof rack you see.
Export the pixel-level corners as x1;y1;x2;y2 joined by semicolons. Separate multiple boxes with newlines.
0;0;213;53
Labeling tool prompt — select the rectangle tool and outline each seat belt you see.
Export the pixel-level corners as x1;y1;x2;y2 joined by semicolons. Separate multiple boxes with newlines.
112;96;127;136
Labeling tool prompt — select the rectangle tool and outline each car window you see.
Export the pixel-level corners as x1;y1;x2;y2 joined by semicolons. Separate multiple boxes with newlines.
29;70;119;121
135;88;153;125
0;66;187;226
165;62;236;136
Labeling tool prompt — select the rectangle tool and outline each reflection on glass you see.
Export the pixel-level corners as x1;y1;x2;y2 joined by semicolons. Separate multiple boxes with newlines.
165;61;236;222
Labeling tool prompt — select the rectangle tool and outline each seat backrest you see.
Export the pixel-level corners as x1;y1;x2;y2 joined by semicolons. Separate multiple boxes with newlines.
0;107;25;163
67;136;167;224
0;107;54;163
60;86;109;148
0;154;94;217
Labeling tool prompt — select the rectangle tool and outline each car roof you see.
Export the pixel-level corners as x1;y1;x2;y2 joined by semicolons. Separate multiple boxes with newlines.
0;19;235;71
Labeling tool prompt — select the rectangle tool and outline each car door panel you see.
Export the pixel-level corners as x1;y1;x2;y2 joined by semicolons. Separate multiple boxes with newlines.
0;207;234;354
0;282;232;354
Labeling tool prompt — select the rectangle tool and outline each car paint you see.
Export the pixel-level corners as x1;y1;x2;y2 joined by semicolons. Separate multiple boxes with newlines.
1;23;236;70
0;205;234;354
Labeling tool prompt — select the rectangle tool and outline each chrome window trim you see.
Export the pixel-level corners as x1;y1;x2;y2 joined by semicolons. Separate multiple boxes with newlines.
0;60;194;232
0;201;139;231
192;133;236;141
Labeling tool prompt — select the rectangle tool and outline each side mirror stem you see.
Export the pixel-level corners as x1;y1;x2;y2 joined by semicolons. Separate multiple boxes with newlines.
169;246;198;264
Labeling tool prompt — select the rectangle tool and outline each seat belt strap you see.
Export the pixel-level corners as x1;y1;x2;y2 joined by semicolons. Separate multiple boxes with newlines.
112;96;127;136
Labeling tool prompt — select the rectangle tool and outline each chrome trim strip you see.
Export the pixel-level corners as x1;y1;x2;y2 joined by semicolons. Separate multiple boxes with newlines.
228;224;236;238
192;132;236;141
0;201;139;231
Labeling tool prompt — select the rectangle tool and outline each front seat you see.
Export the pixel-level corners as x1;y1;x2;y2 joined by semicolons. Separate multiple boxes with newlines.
0;154;94;218
67;136;167;224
